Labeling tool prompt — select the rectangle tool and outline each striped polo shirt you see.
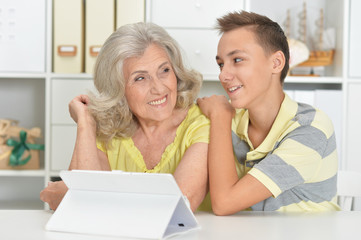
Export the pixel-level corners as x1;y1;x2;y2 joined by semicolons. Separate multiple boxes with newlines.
232;94;340;211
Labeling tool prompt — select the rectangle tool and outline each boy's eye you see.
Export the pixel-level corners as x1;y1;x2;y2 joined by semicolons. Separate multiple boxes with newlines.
218;63;224;69
234;58;242;63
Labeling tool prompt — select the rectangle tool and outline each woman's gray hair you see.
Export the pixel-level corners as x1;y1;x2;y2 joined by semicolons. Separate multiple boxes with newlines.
88;22;203;146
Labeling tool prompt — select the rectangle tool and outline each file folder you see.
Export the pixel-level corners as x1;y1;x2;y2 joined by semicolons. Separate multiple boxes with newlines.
53;0;83;73
116;0;145;28
46;170;199;239
85;0;115;74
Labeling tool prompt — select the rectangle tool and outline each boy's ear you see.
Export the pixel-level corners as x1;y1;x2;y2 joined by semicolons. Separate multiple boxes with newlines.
271;51;286;74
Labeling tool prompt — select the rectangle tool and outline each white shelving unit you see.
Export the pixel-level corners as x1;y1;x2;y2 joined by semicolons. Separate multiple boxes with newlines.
0;0;360;210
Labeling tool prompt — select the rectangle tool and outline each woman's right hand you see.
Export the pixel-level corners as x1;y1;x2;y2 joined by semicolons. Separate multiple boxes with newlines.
69;95;96;129
40;181;68;211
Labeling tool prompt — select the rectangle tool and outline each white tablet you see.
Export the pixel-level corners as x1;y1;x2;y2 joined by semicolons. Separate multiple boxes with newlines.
46;170;199;239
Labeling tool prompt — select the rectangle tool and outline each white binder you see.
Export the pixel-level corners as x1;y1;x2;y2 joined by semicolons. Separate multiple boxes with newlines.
116;0;145;28
46;170;199;239
85;0;115;74
53;0;83;73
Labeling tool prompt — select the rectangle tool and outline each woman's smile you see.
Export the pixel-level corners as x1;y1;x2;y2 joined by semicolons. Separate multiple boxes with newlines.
148;95;168;106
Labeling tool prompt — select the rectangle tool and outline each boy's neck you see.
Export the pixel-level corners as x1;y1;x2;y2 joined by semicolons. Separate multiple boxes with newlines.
247;90;285;149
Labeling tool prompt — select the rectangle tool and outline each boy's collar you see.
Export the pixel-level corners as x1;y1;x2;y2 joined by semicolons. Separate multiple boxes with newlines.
235;93;297;153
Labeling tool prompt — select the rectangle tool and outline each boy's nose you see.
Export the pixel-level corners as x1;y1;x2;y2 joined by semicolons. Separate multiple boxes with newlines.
219;69;234;82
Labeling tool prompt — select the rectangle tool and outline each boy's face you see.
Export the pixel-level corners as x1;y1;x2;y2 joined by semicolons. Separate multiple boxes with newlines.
216;27;275;109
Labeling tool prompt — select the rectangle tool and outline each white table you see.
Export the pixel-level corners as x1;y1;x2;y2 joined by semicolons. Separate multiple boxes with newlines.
1;210;361;240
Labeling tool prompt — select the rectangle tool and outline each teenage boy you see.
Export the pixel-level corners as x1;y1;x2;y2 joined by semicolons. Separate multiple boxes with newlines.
197;11;340;215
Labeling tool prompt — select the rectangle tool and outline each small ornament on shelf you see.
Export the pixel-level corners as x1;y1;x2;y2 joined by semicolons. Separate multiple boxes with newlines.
0;119;44;170
298;2;307;44
287;1;336;77
297;8;335;69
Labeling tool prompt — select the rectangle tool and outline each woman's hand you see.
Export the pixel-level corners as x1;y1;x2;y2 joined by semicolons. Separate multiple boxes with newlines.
197;95;235;120
69;95;96;129
40;181;68;211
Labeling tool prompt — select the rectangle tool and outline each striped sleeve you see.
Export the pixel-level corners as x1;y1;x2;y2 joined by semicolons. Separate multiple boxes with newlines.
249;105;338;198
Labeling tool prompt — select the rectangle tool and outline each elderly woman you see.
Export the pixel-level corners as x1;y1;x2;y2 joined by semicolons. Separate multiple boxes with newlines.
40;22;210;212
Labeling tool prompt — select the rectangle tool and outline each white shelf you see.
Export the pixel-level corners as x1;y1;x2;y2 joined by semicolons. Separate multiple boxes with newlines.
203;74;219;81
50;171;61;177
285;76;343;84
346;78;361;84
0;200;44;210
0;73;46;79
0;170;46;177
50;73;93;79
204;76;344;84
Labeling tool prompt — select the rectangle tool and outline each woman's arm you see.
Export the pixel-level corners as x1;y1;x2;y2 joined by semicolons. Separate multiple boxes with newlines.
173;142;208;212
197;96;272;215
40;95;110;210
40;180;68;210
68;94;110;170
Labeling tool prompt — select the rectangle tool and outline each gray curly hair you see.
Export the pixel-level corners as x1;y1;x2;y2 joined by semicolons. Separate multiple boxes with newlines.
88;22;203;147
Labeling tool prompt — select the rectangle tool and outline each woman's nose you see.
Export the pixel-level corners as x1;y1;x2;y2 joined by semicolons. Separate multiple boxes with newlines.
150;76;165;93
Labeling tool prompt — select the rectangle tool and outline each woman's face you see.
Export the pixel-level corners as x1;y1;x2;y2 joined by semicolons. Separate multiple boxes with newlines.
123;44;178;124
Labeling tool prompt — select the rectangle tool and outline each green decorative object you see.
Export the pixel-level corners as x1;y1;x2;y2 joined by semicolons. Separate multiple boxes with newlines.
6;130;44;166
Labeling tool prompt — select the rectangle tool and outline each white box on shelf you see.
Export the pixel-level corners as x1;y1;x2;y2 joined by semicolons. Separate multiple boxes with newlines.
0;0;45;72
314;89;343;165
349;0;361;78
166;29;220;78
51;79;94;124
150;0;243;28
50;125;77;171
294;90;315;106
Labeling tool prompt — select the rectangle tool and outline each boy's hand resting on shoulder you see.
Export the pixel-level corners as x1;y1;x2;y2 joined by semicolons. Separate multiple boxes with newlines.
197;95;235;120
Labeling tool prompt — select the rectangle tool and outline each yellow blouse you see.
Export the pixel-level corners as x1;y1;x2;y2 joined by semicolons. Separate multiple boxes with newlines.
97;104;211;211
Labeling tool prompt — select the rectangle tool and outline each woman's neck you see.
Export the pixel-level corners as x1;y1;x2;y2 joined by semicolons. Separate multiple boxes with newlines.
135;107;188;142
132;107;189;170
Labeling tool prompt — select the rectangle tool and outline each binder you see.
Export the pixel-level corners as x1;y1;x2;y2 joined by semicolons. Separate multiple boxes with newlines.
53;0;84;73
116;0;145;28
85;0;115;74
46;170;199;239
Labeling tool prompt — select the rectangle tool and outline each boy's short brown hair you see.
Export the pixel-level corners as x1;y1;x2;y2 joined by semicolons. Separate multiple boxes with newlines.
216;11;290;84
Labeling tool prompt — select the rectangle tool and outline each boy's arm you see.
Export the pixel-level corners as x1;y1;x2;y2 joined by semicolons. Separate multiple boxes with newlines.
197;96;272;215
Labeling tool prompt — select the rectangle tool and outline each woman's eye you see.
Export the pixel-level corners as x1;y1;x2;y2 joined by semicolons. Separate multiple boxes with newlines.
218;63;224;69
159;67;171;76
135;76;144;81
